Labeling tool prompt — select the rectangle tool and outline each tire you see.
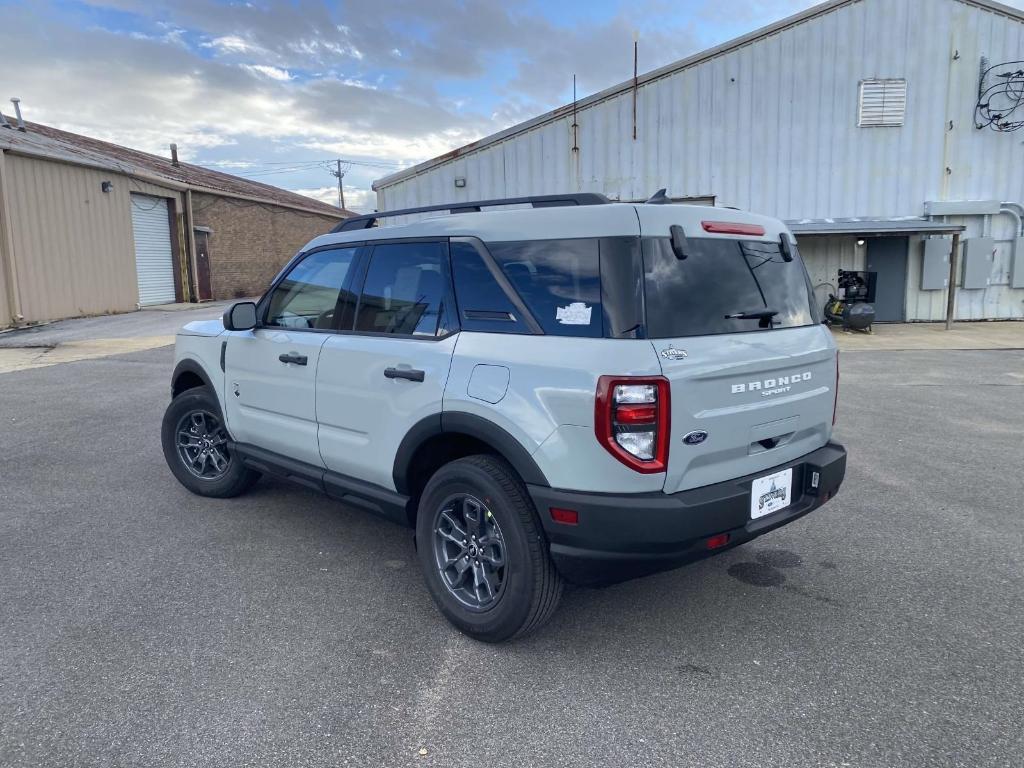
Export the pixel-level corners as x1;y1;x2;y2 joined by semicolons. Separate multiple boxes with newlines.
161;386;260;498
415;454;563;643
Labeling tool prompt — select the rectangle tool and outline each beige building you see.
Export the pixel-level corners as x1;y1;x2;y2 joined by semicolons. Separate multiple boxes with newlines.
0;115;352;329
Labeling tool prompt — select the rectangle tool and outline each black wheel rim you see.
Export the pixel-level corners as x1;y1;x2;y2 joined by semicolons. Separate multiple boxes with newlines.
432;493;507;611
175;409;231;481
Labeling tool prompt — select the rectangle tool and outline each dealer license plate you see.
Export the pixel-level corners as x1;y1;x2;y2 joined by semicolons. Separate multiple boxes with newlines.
750;468;793;520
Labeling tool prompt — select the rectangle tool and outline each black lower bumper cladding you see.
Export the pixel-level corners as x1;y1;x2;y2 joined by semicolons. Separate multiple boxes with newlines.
528;442;847;585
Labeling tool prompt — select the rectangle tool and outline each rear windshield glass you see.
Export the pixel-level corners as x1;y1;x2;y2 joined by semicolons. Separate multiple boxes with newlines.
486;239;602;338
642;237;816;338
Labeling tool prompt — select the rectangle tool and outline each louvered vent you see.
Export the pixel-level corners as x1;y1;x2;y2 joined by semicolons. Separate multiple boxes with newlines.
858;79;907;127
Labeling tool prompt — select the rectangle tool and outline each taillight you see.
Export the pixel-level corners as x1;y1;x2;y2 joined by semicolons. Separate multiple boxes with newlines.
832;352;840;426
595;376;670;473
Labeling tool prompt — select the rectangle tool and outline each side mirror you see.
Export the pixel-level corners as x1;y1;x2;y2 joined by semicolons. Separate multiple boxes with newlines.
223;301;258;331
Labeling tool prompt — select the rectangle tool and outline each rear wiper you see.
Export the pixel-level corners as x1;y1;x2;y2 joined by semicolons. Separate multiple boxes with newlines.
724;309;778;320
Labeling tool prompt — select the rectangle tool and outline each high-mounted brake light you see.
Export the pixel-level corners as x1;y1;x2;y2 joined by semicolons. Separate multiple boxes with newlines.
701;220;766;236
595;376;670;473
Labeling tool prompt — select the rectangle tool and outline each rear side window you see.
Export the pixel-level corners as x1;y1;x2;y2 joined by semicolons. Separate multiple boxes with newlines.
486;239;602;338
450;241;530;334
642;237;816;337
355;242;451;337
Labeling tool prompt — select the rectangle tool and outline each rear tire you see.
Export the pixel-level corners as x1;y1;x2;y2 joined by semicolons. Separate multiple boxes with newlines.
161;386;259;498
415;454;562;643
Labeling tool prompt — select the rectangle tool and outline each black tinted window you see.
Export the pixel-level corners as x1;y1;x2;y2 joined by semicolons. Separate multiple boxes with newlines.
486;239;601;338
266;247;356;329
643;237;815;337
450;241;529;334
355;242;449;336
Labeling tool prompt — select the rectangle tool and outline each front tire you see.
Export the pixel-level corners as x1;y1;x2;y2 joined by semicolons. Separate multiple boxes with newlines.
161;386;259;498
415;455;562;643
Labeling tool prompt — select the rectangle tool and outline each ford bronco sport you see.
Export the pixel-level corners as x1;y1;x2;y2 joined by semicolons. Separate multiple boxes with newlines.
161;193;846;643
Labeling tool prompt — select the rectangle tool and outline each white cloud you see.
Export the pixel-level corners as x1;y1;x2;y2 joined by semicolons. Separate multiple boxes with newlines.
203;34;257;54
241;64;293;81
292;185;375;213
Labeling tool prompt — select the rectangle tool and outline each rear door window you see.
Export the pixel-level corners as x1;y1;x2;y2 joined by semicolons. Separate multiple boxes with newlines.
485;239;602;338
642;237;816;337
450;240;530;334
354;241;452;337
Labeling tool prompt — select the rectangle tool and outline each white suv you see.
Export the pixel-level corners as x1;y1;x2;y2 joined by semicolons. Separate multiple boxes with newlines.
161;193;846;643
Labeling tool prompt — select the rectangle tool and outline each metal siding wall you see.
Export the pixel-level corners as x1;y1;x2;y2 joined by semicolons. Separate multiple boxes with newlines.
377;0;1024;320
3;154;180;324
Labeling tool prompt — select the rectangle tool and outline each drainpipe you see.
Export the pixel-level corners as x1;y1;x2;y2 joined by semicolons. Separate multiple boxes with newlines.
0;149;25;325
996;203;1023;267
999;202;1024;236
185;189;199;302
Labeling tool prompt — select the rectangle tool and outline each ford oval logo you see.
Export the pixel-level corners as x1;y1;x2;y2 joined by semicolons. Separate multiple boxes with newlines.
683;430;708;445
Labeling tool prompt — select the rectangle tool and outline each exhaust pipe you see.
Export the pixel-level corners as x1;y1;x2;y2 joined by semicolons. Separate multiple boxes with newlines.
10;98;25;131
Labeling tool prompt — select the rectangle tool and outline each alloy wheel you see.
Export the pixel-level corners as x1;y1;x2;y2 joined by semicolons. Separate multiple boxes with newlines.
175;409;231;480
432;493;507;610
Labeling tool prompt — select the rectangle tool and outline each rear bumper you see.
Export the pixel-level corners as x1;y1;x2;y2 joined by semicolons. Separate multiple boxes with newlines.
528;441;846;585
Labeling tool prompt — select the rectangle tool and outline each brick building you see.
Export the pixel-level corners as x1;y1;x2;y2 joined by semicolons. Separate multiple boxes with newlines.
0;114;353;328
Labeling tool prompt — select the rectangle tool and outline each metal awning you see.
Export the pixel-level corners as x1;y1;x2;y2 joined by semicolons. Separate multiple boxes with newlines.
786;217;966;236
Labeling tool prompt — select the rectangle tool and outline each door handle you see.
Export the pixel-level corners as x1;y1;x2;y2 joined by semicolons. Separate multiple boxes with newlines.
278;353;308;366
384;367;425;382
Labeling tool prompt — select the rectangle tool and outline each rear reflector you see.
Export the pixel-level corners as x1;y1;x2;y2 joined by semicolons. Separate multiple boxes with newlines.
550;507;579;525
614;403;657;424
706;533;730;550
701;220;766;236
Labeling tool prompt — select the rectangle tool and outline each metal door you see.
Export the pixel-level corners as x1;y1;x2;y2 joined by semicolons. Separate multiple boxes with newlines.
194;229;214;302
865;237;908;322
131;194;176;306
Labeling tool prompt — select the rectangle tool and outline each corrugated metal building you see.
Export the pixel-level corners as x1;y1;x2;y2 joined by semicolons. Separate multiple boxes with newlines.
374;0;1024;322
0;116;352;329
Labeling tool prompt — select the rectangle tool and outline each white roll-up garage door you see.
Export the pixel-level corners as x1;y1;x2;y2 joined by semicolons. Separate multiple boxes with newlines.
131;194;176;306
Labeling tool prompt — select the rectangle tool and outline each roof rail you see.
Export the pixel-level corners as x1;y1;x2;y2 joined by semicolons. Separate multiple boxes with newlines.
331;192;612;232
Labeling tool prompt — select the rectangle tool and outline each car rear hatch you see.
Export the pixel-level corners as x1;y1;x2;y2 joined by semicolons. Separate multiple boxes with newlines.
635;206;838;494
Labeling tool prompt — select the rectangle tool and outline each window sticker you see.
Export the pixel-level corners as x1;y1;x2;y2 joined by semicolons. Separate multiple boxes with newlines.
555;302;593;325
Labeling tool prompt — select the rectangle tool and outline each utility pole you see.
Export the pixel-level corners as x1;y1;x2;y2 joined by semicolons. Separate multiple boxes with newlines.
330;159;348;210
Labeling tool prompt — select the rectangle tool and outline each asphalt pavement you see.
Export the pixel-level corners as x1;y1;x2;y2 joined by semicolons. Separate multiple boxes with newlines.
1;345;1022;767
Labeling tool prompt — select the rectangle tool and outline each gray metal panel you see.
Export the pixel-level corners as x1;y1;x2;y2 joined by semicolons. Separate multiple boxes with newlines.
1012;238;1024;289
921;238;951;290
962;237;994;290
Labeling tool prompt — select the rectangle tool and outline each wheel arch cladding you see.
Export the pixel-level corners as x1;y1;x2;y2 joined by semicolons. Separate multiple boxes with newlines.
393;412;550;502
171;359;214;398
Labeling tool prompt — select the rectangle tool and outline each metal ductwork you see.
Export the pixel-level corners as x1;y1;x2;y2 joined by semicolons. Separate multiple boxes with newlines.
9;98;25;131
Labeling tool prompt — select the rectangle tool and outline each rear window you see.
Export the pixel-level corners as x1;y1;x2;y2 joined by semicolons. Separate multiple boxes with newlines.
486;239;602;338
642;237;816;338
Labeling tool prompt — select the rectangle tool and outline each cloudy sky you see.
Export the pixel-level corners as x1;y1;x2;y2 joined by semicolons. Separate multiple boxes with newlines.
3;0;1019;212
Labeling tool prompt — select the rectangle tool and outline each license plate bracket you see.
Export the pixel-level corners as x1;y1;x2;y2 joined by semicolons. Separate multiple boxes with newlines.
750;467;793;520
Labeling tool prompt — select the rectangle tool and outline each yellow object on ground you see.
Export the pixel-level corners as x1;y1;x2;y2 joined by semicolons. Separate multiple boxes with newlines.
0;336;174;374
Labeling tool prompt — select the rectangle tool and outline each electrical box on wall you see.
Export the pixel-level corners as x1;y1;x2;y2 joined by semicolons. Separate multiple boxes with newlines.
1012;238;1024;289
921;238;950;290
962;238;994;290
